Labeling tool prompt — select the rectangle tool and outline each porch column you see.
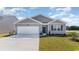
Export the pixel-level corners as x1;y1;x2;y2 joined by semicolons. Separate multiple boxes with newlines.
48;24;50;34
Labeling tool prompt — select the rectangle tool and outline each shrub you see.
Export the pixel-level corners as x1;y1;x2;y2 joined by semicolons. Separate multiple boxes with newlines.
9;31;16;35
70;32;79;42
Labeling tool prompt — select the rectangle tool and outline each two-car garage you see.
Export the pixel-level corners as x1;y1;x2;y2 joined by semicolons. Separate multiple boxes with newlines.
16;18;40;35
17;26;39;35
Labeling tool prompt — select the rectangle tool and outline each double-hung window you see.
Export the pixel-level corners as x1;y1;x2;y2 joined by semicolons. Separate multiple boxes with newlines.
51;25;53;30
51;24;62;31
61;25;63;31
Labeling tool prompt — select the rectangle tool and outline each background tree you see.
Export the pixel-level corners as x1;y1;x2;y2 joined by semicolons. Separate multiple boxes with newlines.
66;26;79;30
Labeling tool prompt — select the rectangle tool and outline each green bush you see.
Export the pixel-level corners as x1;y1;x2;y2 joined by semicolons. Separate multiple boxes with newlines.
70;32;79;42
9;31;16;35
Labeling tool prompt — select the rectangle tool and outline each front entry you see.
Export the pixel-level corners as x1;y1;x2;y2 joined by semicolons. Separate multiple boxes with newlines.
42;27;46;33
42;26;48;34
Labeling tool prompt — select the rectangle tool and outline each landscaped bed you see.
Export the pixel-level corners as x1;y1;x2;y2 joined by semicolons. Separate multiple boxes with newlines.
39;31;79;51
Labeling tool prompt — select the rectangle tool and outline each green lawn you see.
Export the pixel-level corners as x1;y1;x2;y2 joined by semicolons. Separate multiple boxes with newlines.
0;33;9;38
39;31;79;51
0;31;16;38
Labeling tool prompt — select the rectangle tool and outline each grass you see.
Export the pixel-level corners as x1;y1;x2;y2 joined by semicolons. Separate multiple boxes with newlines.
1;31;79;51
0;33;9;38
39;31;79;51
0;31;16;38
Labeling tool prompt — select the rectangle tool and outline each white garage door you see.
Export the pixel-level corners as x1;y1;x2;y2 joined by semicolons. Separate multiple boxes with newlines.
17;26;39;35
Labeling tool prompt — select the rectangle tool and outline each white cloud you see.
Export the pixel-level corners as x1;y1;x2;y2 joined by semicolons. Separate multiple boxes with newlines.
48;12;52;15
0;7;5;15
61;16;79;26
51;7;72;18
50;7;79;26
2;8;27;15
3;9;15;15
17;16;25;20
50;7;72;18
56;7;71;12
29;7;38;10
0;7;5;11
49;7;56;10
1;7;37;20
48;7;56;15
69;14;75;18
0;7;79;26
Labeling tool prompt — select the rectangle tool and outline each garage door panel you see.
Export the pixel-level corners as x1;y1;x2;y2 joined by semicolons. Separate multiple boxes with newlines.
17;26;39;35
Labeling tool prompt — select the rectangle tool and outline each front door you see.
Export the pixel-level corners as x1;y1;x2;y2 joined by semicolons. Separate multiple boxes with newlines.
42;27;47;34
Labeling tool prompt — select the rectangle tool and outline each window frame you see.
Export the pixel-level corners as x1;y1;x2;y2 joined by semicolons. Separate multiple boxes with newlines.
51;24;62;31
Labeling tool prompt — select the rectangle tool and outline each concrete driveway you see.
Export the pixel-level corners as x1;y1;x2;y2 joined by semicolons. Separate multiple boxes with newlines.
0;34;39;51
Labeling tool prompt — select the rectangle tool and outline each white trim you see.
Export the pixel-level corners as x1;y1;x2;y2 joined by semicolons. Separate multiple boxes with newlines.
48;20;56;24
48;20;66;24
31;13;66;24
31;13;54;22
16;14;66;25
29;18;50;25
29;18;43;24
31;14;45;24
15;18;42;24
14;20;22;25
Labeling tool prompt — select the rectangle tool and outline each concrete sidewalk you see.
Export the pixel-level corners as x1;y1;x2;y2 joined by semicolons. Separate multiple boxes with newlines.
0;35;39;51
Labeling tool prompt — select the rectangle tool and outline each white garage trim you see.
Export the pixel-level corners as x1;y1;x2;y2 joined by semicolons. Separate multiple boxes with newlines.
17;26;39;35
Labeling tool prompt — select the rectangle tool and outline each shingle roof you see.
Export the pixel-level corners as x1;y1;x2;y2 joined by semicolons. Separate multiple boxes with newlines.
54;20;65;23
18;18;38;23
17;14;65;24
32;14;53;23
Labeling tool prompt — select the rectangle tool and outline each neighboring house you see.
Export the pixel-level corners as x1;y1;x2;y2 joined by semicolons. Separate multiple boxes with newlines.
0;15;18;33
16;14;66;35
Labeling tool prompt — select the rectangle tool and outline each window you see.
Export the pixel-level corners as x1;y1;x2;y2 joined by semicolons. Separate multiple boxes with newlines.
61;25;63;31
51;25;61;31
51;25;53;30
54;25;57;31
57;28;60;31
54;28;56;31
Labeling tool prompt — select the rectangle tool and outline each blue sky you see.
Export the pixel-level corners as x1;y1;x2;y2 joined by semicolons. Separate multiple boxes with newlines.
0;7;79;26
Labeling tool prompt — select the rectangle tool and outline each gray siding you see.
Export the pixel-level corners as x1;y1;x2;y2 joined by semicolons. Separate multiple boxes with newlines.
49;23;66;34
0;15;18;33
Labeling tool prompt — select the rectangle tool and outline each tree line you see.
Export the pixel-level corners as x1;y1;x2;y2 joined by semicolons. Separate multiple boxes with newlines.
66;26;79;30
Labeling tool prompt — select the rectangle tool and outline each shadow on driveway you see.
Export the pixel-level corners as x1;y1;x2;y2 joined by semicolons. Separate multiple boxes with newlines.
10;34;39;38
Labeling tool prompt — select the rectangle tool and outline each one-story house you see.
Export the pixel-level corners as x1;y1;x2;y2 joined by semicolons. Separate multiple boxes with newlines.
16;14;66;35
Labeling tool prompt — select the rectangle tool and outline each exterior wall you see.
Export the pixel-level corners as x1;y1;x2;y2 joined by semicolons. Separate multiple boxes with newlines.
16;22;66;35
49;23;66;34
0;15;17;33
0;22;16;33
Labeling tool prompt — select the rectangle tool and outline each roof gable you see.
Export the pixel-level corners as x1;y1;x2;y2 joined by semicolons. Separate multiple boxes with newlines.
49;19;66;24
17;18;40;24
16;14;66;24
54;20;64;23
31;14;53;23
